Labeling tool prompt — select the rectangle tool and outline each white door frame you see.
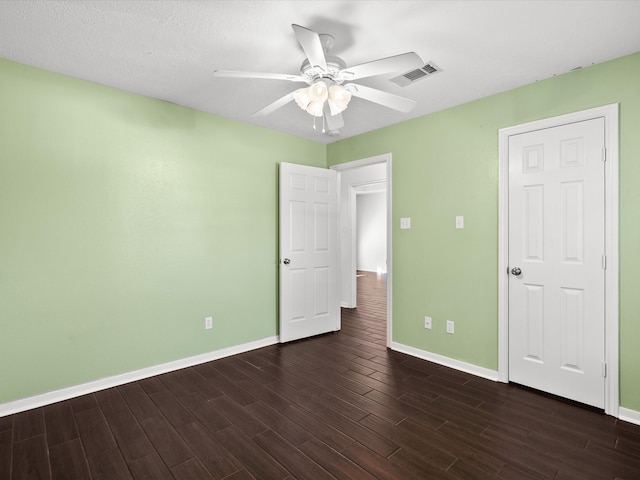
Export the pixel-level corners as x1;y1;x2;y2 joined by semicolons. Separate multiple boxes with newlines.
498;104;619;416
331;153;393;347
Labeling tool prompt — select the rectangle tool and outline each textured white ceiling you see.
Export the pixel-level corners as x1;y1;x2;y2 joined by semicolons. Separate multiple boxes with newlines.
1;1;639;143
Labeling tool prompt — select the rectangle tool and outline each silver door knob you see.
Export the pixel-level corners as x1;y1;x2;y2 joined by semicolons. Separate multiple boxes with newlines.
283;258;291;265
511;267;522;276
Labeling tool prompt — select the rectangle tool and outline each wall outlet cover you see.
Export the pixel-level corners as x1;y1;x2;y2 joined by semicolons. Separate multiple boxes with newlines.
446;320;455;334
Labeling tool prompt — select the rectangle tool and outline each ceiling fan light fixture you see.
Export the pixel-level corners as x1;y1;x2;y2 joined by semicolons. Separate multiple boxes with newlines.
305;100;325;117
294;81;338;117
308;80;328;103
293;87;311;110
327;84;352;115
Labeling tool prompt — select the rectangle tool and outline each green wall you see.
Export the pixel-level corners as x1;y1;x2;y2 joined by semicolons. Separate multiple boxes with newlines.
0;58;325;403
327;52;640;412
2;51;639;413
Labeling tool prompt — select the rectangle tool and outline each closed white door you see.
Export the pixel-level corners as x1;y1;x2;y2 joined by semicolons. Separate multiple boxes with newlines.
279;162;340;343
508;118;605;408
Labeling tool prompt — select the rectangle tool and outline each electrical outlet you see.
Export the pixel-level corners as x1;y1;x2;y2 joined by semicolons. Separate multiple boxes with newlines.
424;316;432;329
205;316;213;330
446;320;455;334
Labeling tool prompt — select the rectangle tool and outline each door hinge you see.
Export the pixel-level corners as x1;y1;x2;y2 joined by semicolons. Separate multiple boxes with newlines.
602;147;607;163
602;362;607;378
602;254;607;270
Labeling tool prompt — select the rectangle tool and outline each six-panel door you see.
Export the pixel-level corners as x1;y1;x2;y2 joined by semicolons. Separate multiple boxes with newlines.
508;118;606;408
279;162;340;343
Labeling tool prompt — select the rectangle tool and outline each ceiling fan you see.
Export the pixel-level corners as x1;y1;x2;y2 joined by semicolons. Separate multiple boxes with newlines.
212;24;424;135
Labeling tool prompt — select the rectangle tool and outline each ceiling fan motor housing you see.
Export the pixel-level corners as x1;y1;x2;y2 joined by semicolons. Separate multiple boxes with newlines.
300;56;348;85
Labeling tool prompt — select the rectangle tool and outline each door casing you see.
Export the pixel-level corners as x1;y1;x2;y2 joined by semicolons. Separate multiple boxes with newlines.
498;104;619;416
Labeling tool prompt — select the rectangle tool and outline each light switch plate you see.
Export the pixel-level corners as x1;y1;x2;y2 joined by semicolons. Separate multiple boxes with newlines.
400;217;411;229
456;216;464;229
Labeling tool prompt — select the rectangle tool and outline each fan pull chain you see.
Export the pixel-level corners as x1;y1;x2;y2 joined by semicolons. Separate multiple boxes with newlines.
322;115;326;134
313;117;316;130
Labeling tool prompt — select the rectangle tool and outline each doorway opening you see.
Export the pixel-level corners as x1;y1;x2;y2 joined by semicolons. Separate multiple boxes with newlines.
331;153;392;346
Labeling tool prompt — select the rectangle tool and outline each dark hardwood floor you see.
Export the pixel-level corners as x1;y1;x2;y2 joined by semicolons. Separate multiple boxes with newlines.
2;271;640;479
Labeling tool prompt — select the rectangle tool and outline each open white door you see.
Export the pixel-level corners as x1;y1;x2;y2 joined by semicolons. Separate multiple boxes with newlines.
279;162;340;343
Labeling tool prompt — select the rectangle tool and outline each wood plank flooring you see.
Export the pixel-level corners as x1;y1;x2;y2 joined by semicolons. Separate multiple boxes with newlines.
1;271;639;479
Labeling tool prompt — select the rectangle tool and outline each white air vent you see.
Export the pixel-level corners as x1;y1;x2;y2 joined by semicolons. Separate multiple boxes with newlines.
391;62;442;87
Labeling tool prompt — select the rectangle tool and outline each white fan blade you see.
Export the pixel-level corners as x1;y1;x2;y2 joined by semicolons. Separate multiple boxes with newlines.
344;83;416;112
292;24;328;72
252;92;295;117
213;70;304;82
323;104;344;131
340;52;423;81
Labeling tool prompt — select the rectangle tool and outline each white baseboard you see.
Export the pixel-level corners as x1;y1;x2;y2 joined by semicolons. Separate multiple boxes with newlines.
0;335;279;417
391;342;640;424
390;342;500;382
6;336;635;424
619;407;640;426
